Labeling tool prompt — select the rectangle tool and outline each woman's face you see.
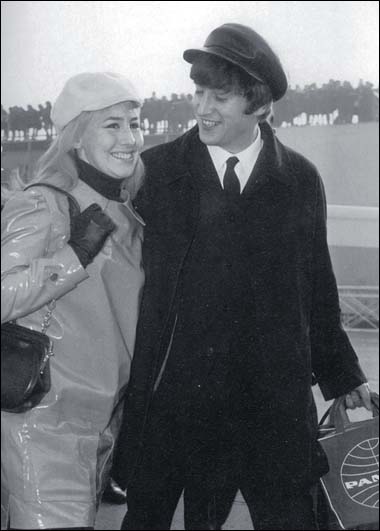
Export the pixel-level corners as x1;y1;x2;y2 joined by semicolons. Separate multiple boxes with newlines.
77;102;143;179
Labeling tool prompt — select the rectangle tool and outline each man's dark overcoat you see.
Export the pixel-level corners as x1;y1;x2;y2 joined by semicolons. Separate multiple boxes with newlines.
113;122;366;492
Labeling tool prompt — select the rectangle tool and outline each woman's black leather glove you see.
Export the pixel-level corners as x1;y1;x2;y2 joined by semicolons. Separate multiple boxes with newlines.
68;203;116;268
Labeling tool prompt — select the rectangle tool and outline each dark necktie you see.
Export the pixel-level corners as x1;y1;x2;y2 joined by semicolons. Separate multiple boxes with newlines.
223;156;240;197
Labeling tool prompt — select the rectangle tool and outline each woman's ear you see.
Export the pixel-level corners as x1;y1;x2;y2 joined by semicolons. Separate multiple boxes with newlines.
73;139;82;149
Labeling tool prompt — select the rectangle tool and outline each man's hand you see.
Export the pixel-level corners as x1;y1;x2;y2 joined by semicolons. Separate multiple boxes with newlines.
345;382;372;411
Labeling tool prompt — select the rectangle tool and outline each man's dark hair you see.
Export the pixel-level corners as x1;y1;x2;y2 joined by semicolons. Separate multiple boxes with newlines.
190;53;272;116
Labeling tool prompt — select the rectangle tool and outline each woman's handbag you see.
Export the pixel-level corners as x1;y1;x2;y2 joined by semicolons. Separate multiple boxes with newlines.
317;393;379;530
1;183;80;414
1;301;56;413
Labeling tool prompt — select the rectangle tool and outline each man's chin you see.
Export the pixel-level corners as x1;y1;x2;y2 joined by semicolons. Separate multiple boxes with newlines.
198;130;219;146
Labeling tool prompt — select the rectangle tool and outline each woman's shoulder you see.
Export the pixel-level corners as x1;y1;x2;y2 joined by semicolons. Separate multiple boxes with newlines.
1;184;71;236
2;186;49;218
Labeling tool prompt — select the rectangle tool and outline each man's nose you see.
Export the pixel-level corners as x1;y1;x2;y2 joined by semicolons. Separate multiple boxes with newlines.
196;92;213;115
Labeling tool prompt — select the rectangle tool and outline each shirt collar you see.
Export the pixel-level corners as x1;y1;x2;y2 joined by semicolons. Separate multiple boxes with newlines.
207;127;263;190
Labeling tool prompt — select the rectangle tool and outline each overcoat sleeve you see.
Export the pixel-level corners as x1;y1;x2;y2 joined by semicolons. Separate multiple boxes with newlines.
309;174;367;400
1;188;88;323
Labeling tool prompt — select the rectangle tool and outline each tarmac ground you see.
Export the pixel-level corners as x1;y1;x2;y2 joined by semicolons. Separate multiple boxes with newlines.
95;330;379;530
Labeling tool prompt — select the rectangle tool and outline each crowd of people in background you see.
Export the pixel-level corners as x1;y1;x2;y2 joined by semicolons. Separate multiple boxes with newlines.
1;101;53;141
1;79;378;142
274;79;378;126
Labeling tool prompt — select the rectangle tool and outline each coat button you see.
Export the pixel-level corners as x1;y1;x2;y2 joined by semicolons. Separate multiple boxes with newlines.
49;273;59;282
229;214;235;222
207;347;214;355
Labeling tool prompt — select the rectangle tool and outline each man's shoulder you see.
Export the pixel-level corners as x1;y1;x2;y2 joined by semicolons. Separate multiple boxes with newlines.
275;135;318;176
261;122;319;182
141;127;198;167
272;136;322;193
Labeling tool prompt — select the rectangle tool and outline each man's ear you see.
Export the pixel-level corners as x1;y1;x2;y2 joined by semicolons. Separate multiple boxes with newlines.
252;103;272;118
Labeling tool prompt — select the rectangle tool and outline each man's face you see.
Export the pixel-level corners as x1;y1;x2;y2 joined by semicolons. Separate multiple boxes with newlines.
192;84;258;153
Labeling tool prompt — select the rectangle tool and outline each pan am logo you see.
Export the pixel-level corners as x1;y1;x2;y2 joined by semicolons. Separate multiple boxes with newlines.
341;438;379;508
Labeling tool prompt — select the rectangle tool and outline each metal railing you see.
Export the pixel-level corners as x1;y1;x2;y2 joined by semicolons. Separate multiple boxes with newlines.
339;285;379;331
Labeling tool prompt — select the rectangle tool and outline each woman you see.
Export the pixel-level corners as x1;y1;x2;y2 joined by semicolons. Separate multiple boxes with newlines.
1;72;145;530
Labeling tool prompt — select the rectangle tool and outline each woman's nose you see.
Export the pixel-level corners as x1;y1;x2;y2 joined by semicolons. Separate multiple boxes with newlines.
119;127;136;145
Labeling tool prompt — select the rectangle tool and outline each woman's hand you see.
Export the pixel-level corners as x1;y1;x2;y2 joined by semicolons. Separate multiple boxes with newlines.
68;203;116;267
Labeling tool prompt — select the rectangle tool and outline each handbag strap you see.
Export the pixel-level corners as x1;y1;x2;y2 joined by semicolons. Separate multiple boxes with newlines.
41;300;56;334
9;295;56;335
24;182;81;220
22;183;80;333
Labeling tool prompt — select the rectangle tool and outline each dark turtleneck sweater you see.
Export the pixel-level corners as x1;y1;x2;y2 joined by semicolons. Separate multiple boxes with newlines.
76;157;126;202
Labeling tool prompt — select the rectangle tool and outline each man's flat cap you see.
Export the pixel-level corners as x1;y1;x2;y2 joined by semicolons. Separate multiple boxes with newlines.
183;23;287;101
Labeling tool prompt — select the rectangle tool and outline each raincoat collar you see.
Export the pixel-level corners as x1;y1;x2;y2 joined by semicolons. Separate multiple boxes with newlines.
73;177;145;226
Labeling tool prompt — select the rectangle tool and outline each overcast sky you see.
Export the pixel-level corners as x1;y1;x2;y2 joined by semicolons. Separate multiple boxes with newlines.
1;0;379;109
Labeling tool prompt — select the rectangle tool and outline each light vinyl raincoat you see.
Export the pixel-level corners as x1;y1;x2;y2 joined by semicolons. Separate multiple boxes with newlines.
1;179;144;529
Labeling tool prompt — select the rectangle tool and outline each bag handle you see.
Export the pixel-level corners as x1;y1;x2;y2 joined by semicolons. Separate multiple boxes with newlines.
321;392;379;434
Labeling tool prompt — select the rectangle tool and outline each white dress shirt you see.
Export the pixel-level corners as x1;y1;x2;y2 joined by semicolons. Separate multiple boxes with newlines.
207;127;263;193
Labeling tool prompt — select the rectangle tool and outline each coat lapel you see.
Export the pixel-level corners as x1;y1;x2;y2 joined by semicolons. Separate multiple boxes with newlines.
243;121;296;197
183;128;223;193
241;123;296;229
143;131;202;284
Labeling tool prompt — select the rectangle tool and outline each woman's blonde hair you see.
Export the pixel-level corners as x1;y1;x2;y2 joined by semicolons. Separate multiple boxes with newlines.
31;107;145;199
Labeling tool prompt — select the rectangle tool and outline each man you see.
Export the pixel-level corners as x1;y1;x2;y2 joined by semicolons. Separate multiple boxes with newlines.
113;23;371;530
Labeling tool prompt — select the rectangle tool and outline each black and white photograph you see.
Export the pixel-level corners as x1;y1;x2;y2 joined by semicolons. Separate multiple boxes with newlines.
1;1;379;530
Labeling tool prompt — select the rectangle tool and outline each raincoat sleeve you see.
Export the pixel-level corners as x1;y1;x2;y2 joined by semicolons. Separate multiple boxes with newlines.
309;174;367;399
1;187;89;323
